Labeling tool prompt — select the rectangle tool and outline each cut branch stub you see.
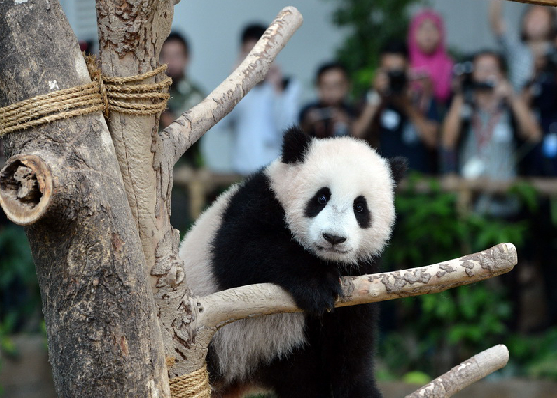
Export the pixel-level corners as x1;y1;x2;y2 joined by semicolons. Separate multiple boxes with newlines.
0;154;53;225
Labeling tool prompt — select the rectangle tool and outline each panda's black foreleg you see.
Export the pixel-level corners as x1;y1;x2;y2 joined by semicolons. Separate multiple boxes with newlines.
254;342;330;398
213;229;344;316
279;263;343;316
319;303;383;398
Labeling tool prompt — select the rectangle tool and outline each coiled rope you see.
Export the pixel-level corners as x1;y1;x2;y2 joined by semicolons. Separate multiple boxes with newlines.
169;364;211;398
0;56;171;136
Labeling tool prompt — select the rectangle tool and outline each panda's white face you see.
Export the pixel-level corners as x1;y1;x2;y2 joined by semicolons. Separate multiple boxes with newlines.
266;136;397;265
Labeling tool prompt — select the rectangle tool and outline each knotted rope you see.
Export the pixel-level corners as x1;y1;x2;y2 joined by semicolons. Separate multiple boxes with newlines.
0;57;171;136
169;364;211;398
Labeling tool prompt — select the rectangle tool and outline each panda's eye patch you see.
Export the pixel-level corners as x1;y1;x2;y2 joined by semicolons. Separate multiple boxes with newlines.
353;196;371;228
305;187;331;218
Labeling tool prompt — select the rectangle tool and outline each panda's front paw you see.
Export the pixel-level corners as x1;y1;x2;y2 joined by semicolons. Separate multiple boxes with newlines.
290;273;343;316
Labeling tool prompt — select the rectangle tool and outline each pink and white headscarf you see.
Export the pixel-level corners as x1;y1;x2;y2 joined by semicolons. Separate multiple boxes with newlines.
408;9;454;103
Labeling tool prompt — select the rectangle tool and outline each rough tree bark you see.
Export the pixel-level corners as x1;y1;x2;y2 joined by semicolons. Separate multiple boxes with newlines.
0;1;529;397
0;1;169;397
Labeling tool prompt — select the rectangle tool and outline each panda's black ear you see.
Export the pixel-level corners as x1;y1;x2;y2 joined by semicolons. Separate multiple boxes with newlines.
388;157;408;185
281;127;312;164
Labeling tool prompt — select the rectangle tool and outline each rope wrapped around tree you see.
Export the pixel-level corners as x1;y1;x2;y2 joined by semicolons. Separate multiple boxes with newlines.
0;57;171;136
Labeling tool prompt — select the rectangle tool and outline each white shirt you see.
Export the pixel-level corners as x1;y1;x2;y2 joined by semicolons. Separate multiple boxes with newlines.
224;80;299;175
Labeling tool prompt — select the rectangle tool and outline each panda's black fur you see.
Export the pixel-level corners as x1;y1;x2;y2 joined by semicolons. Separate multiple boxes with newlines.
181;128;406;397
211;170;344;316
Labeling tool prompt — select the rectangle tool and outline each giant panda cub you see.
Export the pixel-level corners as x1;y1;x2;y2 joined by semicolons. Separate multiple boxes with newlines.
179;127;406;398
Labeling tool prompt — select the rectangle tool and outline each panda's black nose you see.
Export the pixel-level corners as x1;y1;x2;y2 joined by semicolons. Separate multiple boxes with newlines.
323;233;346;245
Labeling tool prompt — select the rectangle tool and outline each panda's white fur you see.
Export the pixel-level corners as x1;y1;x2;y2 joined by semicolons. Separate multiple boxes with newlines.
179;183;306;385
266;136;396;264
179;185;239;297
179;133;399;393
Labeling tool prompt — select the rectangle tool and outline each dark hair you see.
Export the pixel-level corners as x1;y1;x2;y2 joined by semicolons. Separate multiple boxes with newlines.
379;40;409;60
241;23;266;45
315;62;349;85
165;31;190;56
472;49;508;75
519;5;557;42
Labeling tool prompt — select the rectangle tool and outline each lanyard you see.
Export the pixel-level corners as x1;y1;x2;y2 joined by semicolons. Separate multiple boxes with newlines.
471;109;503;154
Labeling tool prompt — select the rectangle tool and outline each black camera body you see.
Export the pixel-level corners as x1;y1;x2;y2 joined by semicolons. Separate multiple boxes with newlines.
453;60;496;104
387;69;408;95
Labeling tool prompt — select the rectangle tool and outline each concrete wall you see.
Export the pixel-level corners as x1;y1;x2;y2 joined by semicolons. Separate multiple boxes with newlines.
171;0;347;103
427;0;525;54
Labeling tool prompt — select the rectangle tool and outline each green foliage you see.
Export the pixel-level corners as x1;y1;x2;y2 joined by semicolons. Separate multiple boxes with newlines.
402;370;430;384
0;225;36;288
506;328;557;380
378;176;555;379
323;0;424;96
0;225;41;332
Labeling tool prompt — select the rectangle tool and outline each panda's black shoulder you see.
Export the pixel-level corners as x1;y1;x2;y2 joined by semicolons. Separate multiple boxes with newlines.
220;170;287;230
223;171;284;224
211;169;303;289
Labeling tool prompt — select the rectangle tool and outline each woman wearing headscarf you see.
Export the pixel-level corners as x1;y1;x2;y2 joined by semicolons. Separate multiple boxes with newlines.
408;9;454;105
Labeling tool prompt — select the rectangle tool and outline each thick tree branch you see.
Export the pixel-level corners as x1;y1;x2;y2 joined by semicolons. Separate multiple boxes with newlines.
508;0;557;5
96;0;174;283
0;1;169;396
161;6;303;166
195;243;516;330
405;345;510;398
154;7;303;379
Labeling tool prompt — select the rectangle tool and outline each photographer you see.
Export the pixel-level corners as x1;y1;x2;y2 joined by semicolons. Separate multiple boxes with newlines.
353;41;440;174
442;50;541;177
521;48;557;176
299;62;356;138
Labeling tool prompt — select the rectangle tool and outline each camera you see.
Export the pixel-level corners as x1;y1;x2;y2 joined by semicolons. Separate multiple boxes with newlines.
453;60;474;95
453;59;496;104
472;79;496;92
387;69;408;95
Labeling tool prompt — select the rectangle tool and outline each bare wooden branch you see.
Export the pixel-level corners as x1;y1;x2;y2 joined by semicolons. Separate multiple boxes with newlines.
195;243;516;330
405;345;510;398
156;7;304;379
161;6;303;166
507;0;557;6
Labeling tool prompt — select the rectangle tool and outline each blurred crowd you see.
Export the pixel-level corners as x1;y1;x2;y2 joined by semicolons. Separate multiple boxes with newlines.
157;4;557;333
160;1;557;191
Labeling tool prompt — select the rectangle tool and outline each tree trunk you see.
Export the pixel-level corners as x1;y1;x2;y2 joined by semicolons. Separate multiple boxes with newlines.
0;1;169;396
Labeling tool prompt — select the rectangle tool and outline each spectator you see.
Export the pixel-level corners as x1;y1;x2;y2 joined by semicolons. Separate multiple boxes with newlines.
298;62;357;138
522;41;557;176
408;9;454;105
441;50;541;214
160;31;205;167
222;23;300;175
489;0;556;91
353;41;440;174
